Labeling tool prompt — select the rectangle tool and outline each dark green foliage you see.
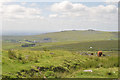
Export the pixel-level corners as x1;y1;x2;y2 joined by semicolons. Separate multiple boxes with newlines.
18;53;22;60
45;71;55;78
21;43;36;47
53;66;69;72
43;48;49;51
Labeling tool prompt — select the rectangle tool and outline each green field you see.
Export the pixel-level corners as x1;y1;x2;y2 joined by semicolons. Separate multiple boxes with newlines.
30;40;119;51
2;30;119;78
2;30;118;42
2;50;118;78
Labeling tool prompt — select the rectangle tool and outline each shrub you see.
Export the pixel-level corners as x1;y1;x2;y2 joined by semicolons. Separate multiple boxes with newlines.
43;48;49;51
34;57;39;63
8;50;16;59
18;53;22;60
45;71;55;78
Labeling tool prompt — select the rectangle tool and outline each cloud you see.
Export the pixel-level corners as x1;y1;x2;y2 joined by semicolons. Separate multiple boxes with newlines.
0;3;3;17
30;3;38;7
51;1;88;12
0;0;17;2
1;4;44;20
51;1;73;12
21;2;26;5
105;0;119;3
1;1;118;32
49;14;58;18
48;1;118;31
50;1;118;18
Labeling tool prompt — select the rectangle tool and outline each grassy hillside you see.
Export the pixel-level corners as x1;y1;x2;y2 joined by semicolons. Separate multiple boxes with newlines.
32;30;118;41
42;40;118;51
2;30;119;78
2;40;118;51
2;30;118;43
2;30;118;50
2;50;118;78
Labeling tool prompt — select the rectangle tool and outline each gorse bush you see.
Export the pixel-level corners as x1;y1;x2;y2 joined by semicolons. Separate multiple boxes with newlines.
43;47;49;51
18;53;22;60
8;49;17;59
7;50;40;63
45;71;55;78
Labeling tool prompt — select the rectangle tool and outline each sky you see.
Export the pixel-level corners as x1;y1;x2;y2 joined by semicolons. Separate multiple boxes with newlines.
0;0;119;35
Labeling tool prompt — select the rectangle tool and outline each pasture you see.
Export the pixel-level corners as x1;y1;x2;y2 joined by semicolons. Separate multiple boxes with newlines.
1;30;119;78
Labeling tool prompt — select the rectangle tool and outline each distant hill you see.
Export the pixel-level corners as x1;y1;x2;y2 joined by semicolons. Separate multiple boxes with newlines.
44;40;119;51
2;30;119;43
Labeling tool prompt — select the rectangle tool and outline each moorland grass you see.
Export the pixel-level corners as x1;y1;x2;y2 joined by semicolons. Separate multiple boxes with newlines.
2;50;118;78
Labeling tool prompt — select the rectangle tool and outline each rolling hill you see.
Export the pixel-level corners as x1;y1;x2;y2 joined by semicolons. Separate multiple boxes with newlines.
2;30;118;43
2;30;119;78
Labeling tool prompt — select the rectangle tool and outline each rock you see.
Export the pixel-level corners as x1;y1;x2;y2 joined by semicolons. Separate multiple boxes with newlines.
103;54;106;56
90;47;92;48
85;53;89;55
50;53;54;54
84;70;93;72
88;54;91;56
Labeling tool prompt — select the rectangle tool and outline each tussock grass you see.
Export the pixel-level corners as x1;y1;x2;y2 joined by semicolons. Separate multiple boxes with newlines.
2;50;118;78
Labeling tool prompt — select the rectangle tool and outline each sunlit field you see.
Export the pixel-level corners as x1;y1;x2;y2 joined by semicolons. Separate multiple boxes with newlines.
2;30;119;78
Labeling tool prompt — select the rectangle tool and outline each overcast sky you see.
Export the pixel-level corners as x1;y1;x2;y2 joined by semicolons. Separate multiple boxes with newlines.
0;0;119;34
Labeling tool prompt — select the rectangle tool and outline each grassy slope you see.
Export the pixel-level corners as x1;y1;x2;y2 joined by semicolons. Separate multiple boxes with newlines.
2;30;119;78
42;40;118;51
2;40;118;51
2;50;118;78
2;30;118;51
2;30;118;42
